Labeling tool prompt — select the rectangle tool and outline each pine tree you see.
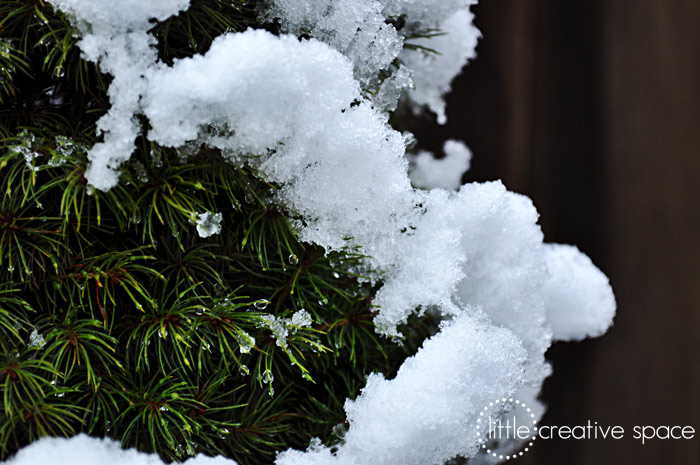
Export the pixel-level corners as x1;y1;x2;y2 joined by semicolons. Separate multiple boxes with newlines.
0;2;436;462
1;2;619;464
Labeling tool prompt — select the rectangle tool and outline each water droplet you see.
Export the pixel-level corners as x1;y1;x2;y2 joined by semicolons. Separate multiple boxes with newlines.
239;365;250;376
135;164;149;182
288;254;298;265
236;331;255;354
149;147;159;161
262;369;274;384
332;271;340;279
254;300;269;310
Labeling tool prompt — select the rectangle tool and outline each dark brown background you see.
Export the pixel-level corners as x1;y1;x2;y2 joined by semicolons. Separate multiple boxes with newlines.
411;1;700;464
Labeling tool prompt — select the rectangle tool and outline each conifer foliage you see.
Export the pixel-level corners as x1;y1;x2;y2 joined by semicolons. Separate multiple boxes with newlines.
0;2;429;463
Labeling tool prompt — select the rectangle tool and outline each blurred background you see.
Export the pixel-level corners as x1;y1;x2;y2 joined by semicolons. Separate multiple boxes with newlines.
409;1;700;463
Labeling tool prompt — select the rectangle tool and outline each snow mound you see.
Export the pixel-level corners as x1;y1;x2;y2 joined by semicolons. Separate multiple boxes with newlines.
542;244;616;341
277;311;528;465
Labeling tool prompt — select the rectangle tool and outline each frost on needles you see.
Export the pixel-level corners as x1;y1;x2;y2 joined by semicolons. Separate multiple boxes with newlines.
7;0;617;464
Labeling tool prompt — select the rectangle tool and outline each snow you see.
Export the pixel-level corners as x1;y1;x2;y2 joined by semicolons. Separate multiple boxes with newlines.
258;309;314;350
276;311;528;465
450;182;552;386
50;136;82;166
262;0;403;95
47;0;480;188
262;1;481;119
542;244;616;341
290;309;313;328
141;30;438;331
28;328;46;348
47;0;191;191
139;29;492;336
400;8;481;124
380;0;477;23
410;139;472;190
48;0;190;29
195;212;223;238
2;435;236;465
10;130;41;172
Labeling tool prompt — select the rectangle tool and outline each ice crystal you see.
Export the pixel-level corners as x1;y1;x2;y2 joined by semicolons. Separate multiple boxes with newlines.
195;212;222;238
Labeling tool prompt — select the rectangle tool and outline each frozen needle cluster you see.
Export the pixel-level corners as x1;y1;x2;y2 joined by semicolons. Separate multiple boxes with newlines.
258;309;313;350
7;0;617;464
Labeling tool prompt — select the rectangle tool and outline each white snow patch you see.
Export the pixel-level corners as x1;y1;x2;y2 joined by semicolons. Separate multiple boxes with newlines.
410;139;472;190
195;212;223;238
48;0;189;29
542;244;616;341
400;8;481;124
262;1;480;119
28;328;46;348
2;434;236;465
257;309;314;350
277;311;528;465
263;0;403;94
47;0;190;190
